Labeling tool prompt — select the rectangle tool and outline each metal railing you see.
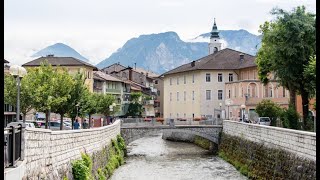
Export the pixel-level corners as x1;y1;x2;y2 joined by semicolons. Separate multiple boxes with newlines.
4;123;24;168
120;118;223;127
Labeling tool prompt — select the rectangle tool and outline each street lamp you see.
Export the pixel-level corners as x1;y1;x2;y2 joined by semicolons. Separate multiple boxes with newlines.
109;103;117;124
9;65;27;123
241;104;246;122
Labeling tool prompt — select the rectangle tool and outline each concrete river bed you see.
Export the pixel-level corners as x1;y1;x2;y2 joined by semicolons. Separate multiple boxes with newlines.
111;133;246;180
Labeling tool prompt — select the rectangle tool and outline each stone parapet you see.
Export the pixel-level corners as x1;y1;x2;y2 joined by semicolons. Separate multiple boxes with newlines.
23;120;121;179
223;120;316;161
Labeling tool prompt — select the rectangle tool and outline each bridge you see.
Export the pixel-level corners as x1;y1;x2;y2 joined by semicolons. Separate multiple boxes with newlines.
120;118;223;151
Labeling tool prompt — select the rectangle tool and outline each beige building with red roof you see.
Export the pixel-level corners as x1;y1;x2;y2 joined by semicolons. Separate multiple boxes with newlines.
162;20;290;121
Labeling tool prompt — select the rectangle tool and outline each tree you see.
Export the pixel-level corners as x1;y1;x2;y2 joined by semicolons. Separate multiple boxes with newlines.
66;72;88;129
50;67;75;130
303;55;316;98
126;92;143;117
26;62;57;129
255;99;282;126
96;94;116;126
256;6;316;129
4;73;34;121
280;105;300;130
80;90;98;128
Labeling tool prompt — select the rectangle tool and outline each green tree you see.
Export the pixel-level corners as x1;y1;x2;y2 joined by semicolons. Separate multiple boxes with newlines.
126;92;143;117
80;90;98;128
255;99;282;126
66;72;88;129
4;73;35;121
256;6;316;129
280;105;300;130
303;55;316;98
26;62;57;128
50;67;75;130
96;94;116;125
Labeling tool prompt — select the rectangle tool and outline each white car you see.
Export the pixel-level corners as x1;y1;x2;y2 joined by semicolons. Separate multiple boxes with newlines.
257;117;271;126
25;123;36;129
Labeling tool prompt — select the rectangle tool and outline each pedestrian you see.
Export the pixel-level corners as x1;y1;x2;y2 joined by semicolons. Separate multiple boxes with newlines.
82;119;88;129
74;119;80;129
91;118;94;128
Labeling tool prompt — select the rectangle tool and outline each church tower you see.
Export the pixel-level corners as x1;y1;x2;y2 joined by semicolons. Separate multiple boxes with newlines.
208;18;222;54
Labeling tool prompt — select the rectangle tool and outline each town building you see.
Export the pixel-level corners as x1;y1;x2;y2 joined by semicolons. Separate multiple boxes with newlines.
162;19;290;120
22;55;98;92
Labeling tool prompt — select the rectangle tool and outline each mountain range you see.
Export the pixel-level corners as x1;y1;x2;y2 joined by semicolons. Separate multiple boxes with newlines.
31;30;262;74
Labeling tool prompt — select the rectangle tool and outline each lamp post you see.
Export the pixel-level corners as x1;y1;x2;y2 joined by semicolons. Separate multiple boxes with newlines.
9;65;27;123
109;103;116;124
241;104;246;122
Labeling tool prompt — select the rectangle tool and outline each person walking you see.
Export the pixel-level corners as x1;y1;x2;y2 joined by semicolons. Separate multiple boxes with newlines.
74;119;80;129
82;119;88;129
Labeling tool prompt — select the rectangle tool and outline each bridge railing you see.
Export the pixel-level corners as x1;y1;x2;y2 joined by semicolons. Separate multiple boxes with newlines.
120;118;223;127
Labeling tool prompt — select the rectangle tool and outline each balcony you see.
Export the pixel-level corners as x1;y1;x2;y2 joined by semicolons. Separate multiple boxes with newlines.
106;89;121;94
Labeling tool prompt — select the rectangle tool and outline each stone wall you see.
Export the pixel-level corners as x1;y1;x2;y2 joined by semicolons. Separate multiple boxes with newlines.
23;120;121;179
223;120;316;161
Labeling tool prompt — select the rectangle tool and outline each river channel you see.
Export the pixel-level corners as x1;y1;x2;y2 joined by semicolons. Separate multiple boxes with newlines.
111;133;246;180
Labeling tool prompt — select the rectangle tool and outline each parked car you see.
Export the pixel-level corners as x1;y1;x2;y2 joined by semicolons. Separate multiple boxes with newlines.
257;117;271;126
19;120;41;128
25;122;36;129
41;121;72;130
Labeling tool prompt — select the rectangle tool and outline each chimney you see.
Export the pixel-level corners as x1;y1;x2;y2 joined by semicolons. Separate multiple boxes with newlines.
191;61;195;67
240;54;244;61
134;63;136;70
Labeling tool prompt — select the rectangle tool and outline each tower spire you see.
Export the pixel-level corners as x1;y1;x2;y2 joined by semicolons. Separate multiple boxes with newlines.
210;18;219;39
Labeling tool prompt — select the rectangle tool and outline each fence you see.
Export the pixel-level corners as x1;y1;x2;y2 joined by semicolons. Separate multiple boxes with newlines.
4;123;25;168
120;118;223;127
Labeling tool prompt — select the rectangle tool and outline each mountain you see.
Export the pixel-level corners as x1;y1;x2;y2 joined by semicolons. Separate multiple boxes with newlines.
96;30;261;74
31;43;89;62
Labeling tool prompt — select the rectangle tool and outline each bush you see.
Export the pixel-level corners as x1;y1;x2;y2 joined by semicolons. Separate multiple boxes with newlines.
280;105;300;130
256;99;282;126
96;168;106;180
72;160;90;180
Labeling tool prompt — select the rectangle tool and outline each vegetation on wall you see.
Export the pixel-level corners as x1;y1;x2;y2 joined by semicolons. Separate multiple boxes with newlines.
218;133;316;179
71;135;127;180
194;136;211;150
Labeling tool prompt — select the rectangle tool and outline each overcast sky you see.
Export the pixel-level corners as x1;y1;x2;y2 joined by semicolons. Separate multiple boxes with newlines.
4;0;316;65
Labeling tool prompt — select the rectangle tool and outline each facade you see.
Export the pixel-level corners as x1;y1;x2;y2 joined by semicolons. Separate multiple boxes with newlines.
162;20;290;120
93;71;131;116
22;55;98;92
154;77;164;117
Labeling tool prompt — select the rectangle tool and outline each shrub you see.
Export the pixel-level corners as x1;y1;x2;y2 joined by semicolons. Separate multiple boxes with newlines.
281;105;300;130
256;99;282;126
97;168;106;180
72;159;90;180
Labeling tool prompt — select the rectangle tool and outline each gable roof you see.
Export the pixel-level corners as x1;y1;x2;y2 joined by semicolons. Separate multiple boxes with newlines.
93;71;123;82
22;56;98;70
162;48;256;76
101;63;127;71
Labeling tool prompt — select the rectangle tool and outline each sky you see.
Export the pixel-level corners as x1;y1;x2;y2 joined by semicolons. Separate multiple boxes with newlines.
4;0;316;65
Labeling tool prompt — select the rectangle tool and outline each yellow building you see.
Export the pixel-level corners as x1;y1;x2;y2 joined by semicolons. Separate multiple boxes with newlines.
22;55;98;92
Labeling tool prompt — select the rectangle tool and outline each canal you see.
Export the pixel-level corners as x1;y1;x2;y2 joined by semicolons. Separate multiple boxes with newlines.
111;133;246;180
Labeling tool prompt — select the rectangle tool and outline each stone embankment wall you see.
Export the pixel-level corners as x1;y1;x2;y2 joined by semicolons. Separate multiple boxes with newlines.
220;120;316;179
223;120;316;160
23;120;121;179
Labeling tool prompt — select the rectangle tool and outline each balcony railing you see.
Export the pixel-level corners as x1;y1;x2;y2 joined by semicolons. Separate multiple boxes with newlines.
4;123;25;168
106;89;121;94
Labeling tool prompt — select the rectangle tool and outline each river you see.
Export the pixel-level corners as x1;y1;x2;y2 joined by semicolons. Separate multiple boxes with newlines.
111;133;247;180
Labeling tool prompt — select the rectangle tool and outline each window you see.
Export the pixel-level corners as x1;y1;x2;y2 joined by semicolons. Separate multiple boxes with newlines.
184;75;186;84
269;87;273;98
155;80;158;84
218;90;223;100
192;74;195;83
192;91;195;100
170;93;172;101
228;90;231;98
218;73;223;82
177;77;179;85
177;92;179;101
170;78;172;85
229;73;233;82
206;90;211;100
283;88;286;97
253;70;256;79
184;91;186;101
206;73;211;82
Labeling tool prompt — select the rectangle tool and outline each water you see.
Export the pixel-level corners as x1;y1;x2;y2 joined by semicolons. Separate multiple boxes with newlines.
111;133;247;180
